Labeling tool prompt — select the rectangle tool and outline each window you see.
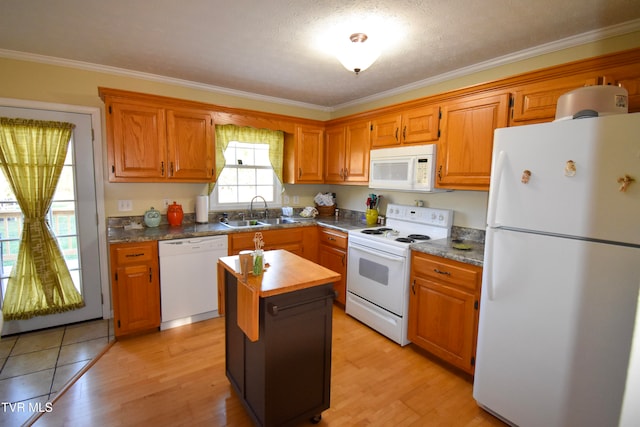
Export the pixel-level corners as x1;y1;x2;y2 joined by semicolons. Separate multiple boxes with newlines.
211;141;282;207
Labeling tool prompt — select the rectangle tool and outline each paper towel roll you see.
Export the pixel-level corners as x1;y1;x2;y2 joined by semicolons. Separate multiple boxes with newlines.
195;195;209;223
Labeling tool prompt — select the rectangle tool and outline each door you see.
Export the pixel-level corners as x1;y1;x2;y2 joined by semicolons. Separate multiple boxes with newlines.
474;228;640;427
0;105;103;335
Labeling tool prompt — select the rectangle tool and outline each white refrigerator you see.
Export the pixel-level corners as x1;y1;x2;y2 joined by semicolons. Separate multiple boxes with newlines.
473;113;640;427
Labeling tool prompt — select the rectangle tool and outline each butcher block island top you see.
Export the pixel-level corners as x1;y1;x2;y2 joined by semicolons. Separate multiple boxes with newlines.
218;249;341;341
218;249;341;298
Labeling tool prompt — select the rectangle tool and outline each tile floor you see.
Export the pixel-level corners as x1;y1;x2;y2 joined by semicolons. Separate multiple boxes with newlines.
0;319;113;427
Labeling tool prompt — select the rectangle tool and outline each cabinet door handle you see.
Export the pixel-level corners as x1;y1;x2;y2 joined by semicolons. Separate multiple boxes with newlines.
125;253;145;258
344;168;348;178
438;165;442;181
411;279;416;295
395;128;399;141
434;268;451;276
342;254;345;266
149;267;152;282
403;125;407;140
339;168;343;179
161;161;165;176
298;167;302;178
170;162;174;176
327;237;335;241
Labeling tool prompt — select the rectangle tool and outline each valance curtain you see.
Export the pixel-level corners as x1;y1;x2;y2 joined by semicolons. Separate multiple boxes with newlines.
210;124;284;194
0;118;84;321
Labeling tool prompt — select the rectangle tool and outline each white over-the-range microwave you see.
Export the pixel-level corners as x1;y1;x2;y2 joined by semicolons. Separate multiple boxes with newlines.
369;144;441;192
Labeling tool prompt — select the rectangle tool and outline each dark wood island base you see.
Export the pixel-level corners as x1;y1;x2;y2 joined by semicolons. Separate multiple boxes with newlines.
218;250;340;427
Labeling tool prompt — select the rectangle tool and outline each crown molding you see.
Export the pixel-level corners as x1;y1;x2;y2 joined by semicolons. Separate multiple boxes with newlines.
2;18;639;113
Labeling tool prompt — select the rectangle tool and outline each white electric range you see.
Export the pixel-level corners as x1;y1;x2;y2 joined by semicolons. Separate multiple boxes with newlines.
346;204;453;345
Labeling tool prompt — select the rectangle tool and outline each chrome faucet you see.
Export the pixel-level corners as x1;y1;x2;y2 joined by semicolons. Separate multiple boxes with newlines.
250;195;268;219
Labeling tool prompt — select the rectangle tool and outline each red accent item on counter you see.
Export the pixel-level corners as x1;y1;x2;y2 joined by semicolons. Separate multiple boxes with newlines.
167;202;184;226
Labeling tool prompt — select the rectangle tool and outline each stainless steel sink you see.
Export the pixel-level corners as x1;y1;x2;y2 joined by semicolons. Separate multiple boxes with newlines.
219;219;269;229
259;217;299;225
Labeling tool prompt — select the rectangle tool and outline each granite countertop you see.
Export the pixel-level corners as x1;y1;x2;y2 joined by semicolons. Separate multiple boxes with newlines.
108;216;484;266
107;217;367;243
410;238;485;267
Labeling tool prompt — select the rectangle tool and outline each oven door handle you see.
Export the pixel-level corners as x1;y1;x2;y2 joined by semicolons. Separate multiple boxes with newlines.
350;245;405;262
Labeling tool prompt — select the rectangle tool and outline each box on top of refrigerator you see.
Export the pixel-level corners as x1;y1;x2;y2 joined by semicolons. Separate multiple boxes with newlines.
555;85;628;121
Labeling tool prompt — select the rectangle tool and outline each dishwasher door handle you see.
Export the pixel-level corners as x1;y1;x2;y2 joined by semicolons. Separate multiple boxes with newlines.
267;292;336;316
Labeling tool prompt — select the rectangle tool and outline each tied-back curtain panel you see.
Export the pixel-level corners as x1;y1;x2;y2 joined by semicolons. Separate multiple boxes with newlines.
209;124;284;194
0;118;84;321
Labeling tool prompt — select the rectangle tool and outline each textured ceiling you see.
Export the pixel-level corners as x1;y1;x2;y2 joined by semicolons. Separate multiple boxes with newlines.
1;0;639;110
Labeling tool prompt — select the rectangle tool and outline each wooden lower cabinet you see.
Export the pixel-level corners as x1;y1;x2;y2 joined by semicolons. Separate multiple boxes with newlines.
408;251;482;374
109;241;161;337
317;227;348;305
227;226;318;262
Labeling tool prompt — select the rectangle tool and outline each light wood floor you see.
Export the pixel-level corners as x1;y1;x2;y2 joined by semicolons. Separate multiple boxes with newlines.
30;308;506;426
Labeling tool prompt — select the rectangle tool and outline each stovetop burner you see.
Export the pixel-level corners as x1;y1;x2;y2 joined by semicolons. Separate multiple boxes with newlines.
407;234;430;240
395;237;414;243
361;227;393;235
361;229;384;235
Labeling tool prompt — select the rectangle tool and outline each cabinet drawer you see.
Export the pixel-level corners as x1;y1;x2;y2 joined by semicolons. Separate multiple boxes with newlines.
112;243;157;265
318;228;348;250
411;252;480;292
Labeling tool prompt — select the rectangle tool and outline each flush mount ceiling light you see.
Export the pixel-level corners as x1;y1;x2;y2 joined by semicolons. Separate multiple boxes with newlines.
336;33;380;75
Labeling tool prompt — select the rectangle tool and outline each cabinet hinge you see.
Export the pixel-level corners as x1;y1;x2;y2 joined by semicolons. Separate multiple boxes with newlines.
115;272;118;281
370;124;373;131
471;356;475;366
438;109;442;119
437;129;441;138
508;94;514;108
111;165;115;173
117;320;121;328
474;300;478;310
108;105;112;114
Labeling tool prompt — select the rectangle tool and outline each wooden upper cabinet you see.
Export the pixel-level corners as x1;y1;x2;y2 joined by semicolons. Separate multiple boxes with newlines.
109;101;167;180
284;125;324;183
324;126;346;183
371;105;440;148
100;88;215;183
325;121;370;184
437;92;509;190
510;73;598;125
371;113;402;147
166;108;214;180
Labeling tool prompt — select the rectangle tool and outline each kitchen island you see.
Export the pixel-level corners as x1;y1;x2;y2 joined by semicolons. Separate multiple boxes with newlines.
218;249;341;427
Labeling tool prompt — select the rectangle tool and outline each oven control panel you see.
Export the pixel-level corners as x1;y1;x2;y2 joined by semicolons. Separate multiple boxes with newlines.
385;204;453;228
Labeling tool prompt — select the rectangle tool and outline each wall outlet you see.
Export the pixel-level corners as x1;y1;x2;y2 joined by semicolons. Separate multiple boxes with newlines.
117;200;132;211
293;196;299;205
283;195;290;205
163;199;170;209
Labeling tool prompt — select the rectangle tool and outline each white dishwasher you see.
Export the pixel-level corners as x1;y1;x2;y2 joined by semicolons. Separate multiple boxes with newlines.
158;235;227;330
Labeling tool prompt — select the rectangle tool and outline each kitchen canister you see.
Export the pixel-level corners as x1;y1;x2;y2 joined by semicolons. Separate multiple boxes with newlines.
143;207;161;227
195;195;209;223
167;201;184;226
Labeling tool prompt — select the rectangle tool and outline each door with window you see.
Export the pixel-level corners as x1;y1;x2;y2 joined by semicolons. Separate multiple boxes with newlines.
0;105;102;335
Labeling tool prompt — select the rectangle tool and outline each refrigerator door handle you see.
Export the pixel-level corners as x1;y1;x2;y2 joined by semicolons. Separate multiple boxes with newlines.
484;228;496;301
486;150;507;228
